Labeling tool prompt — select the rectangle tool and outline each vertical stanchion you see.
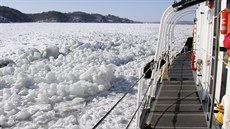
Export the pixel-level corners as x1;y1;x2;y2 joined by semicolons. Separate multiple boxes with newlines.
226;57;230;95
136;68;143;129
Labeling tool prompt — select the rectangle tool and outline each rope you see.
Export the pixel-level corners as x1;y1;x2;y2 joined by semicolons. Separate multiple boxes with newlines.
92;63;153;129
125;78;153;129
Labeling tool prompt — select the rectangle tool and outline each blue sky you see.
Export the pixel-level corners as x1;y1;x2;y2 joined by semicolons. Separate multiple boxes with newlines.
1;0;176;22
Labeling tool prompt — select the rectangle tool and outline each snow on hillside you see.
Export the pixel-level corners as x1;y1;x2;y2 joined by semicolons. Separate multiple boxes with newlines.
0;23;192;129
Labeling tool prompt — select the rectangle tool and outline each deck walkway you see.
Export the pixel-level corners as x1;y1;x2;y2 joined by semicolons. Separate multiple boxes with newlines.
144;53;208;129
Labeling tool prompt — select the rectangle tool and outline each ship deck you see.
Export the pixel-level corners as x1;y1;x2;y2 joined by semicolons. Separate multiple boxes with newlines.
142;52;209;129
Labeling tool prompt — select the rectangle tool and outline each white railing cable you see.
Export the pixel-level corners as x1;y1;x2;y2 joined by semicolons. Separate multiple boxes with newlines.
126;76;154;129
92;62;155;129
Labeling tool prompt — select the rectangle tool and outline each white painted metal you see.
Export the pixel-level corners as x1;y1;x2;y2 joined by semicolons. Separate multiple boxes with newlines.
147;6;174;99
155;7;196;76
138;0;230;128
203;6;214;100
226;65;230;95
149;6;197;100
136;67;143;129
194;0;227;103
222;94;230;129
167;12;194;53
169;9;196;42
194;2;213;101
214;0;227;102
193;2;230;127
168;9;196;59
154;6;174;62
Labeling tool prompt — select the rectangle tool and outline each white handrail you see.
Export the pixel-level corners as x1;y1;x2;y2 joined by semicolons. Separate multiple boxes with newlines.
169;10;196;43
168;10;196;60
148;6;175;99
154;6;174;62
136;5;200;129
169;8;196;43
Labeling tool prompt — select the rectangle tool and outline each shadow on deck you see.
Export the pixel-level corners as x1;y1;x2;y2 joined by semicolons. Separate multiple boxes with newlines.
142;52;209;129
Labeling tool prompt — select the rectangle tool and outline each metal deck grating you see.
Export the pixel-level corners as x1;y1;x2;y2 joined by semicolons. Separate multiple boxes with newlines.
145;53;208;129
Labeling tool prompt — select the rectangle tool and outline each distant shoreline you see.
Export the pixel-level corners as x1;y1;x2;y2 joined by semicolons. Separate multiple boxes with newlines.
0;6;192;24
0;6;135;23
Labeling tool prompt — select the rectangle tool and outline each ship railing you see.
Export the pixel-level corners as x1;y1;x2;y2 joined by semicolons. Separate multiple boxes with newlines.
136;5;198;129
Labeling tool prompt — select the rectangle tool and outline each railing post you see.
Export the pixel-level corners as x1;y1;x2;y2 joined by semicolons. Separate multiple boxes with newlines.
146;61;159;107
223;58;230;128
161;55;169;82
150;60;161;99
136;67;143;129
226;58;230;95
